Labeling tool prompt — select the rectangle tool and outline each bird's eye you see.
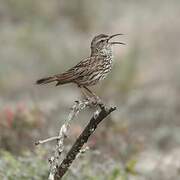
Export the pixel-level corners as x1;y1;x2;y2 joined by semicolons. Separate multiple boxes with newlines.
97;40;104;44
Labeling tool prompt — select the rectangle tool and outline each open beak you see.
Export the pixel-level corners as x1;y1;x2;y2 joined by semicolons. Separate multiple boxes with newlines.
108;33;126;45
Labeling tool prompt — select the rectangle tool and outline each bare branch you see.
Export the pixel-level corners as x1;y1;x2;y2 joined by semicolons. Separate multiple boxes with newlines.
35;98;116;180
54;105;116;179
35;136;60;145
47;99;94;180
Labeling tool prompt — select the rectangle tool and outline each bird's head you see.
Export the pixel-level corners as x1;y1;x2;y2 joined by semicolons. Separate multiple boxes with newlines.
90;33;125;56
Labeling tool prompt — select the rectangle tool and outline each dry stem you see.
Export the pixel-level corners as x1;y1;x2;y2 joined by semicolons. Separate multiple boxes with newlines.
35;99;116;180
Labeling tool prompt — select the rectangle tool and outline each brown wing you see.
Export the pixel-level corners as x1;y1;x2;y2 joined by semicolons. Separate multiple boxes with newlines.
55;56;97;86
37;56;103;86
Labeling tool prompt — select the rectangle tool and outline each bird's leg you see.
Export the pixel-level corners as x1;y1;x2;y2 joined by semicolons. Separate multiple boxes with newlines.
76;83;92;101
83;86;103;107
79;87;91;100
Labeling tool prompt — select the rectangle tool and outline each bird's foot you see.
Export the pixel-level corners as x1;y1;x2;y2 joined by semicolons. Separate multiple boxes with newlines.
94;96;105;108
85;96;104;108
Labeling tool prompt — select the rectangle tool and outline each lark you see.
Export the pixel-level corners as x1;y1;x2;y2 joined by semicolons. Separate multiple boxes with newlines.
36;34;125;102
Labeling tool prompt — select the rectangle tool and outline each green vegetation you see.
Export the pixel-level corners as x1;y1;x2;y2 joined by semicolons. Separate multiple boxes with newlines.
0;150;48;180
0;0;179;179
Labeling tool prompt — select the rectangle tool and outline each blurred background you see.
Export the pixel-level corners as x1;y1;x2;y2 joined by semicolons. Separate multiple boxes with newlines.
0;0;180;179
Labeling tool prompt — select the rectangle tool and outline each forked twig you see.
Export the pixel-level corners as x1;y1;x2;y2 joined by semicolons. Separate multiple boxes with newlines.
54;105;116;179
35;99;116;180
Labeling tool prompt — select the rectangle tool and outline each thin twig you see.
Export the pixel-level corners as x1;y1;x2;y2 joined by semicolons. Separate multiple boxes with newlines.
48;99;93;180
35;136;60;145
36;99;93;180
54;105;116;179
35;98;116;180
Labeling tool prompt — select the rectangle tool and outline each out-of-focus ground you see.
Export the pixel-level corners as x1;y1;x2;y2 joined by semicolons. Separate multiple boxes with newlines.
0;0;180;179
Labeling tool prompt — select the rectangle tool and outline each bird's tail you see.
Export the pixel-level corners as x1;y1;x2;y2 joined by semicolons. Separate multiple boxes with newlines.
36;70;75;86
36;76;57;85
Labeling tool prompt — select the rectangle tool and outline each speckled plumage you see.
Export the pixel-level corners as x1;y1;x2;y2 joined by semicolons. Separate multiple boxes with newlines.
36;34;125;95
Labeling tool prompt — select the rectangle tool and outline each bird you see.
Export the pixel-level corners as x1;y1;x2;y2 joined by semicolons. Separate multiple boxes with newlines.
36;33;125;103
